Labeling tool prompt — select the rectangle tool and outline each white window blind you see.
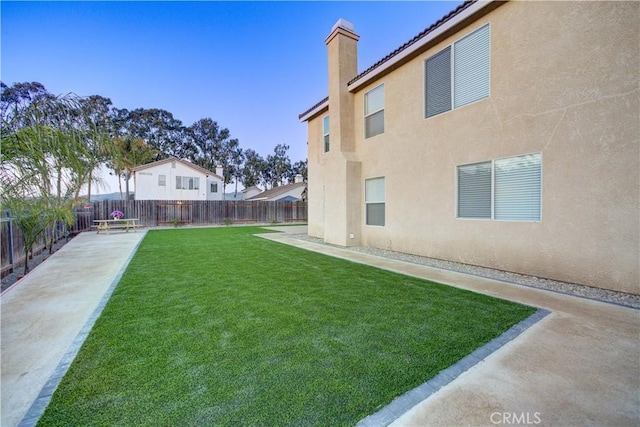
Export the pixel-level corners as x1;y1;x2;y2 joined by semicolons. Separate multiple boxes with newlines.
323;115;330;153
457;153;541;221
365;84;385;138
365;177;385;226
176;176;200;190
494;154;541;221
158;174;166;186
425;23;490;118
457;162;491;218
454;24;490;108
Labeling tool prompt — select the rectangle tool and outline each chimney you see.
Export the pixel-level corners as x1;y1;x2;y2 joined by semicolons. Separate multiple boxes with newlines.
215;165;224;177
325;18;359;153
294;174;303;184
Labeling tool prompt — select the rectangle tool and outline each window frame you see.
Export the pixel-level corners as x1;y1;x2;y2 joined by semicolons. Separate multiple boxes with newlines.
322;115;330;153
425;23;491;119
365;176;386;226
364;83;385;139
176;176;200;190
158;174;166;187
456;153;542;222
210;182;218;193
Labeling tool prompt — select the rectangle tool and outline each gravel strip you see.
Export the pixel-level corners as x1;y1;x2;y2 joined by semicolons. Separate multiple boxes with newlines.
288;234;640;310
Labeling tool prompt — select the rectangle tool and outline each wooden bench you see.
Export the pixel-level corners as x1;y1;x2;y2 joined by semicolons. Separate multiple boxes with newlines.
93;219;141;235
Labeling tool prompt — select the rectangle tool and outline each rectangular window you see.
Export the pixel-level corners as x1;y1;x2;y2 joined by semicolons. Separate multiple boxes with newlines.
158;174;166;186
494;155;542;221
426;24;490;118
211;182;218;193
365;177;385;226
365;84;384;138
457;161;491;219
176;176;200;190
323;115;330;153
457;153;541;221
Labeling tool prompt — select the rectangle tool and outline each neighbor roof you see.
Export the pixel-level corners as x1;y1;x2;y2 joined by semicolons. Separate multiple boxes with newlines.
246;182;306;201
299;0;496;121
132;157;223;180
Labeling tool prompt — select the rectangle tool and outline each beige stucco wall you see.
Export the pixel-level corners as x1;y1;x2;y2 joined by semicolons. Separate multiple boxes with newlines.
306;1;639;293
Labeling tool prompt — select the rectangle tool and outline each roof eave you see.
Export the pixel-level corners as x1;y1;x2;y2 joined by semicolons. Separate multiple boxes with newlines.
348;0;497;93
299;99;329;123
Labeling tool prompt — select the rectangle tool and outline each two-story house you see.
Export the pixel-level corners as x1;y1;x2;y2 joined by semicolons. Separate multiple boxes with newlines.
133;158;224;201
299;0;639;294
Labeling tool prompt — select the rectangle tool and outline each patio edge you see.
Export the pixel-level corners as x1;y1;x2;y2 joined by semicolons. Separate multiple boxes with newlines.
356;308;551;427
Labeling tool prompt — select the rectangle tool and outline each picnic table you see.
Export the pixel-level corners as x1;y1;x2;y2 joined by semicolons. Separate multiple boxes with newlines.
93;218;141;235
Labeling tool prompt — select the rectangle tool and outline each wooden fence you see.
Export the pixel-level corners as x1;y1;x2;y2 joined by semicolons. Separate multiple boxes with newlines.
1;200;307;276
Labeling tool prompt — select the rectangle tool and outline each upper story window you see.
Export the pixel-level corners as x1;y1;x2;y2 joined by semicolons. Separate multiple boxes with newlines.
457;153;541;221
158;174;166;186
365;84;385;138
323;115;330;153
176;176;200;190
426;23;490;118
365;177;385;226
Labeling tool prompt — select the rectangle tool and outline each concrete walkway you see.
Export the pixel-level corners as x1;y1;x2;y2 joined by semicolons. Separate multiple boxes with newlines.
1;230;146;427
261;232;640;426
2;226;638;426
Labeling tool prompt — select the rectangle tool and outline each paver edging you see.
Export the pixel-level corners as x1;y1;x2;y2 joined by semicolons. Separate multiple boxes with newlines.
18;231;148;427
355;308;551;427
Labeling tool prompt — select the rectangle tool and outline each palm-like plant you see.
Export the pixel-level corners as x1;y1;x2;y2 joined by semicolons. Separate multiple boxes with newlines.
1;92;112;269
112;136;157;200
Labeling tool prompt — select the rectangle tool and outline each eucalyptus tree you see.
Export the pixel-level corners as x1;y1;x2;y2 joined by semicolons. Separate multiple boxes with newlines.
241;149;266;189
265;143;292;188
125;108;186;160
217;137;241;198
186;118;227;171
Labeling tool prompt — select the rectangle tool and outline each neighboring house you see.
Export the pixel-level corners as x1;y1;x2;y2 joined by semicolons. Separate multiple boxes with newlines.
133;158;224;201
299;1;639;294
242;186;263;200
246;176;306;202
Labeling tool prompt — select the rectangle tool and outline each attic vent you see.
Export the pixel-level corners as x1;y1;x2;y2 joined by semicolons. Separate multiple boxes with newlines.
172;161;176;168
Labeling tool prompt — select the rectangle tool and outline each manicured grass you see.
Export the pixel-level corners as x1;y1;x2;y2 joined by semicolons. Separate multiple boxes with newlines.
39;227;535;426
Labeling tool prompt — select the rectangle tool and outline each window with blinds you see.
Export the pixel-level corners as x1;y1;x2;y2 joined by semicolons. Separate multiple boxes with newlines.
458;161;491;218
176;176;200;190
365;84;385;138
457;153;541;221
365;177;385;226
323;115;330;153
425;24;490;118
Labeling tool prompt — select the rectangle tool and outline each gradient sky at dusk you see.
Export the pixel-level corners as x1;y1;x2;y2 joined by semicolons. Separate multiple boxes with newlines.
2;1;461;193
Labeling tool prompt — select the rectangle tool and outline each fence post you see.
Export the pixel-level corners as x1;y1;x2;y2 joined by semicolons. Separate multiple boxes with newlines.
7;216;15;271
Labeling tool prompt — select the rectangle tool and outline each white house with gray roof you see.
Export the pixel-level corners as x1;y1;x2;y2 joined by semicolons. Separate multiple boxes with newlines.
133;158;224;201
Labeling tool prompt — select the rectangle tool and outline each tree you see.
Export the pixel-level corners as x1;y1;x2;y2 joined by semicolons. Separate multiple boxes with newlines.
241;149;266;189
125;108;187;160
217;138;241;198
289;159;308;183
185;118;228;171
265;143;292;188
112;136;157;200
1;91;102;267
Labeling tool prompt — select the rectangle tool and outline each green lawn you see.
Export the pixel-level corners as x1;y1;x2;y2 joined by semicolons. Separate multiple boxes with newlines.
38;227;535;426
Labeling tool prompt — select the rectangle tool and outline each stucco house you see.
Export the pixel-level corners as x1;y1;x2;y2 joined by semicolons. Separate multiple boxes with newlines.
299;0;639;294
246;176;306;202
132;158;224;201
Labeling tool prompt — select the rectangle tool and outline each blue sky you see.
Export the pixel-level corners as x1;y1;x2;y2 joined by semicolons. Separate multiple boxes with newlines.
2;1;461;192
